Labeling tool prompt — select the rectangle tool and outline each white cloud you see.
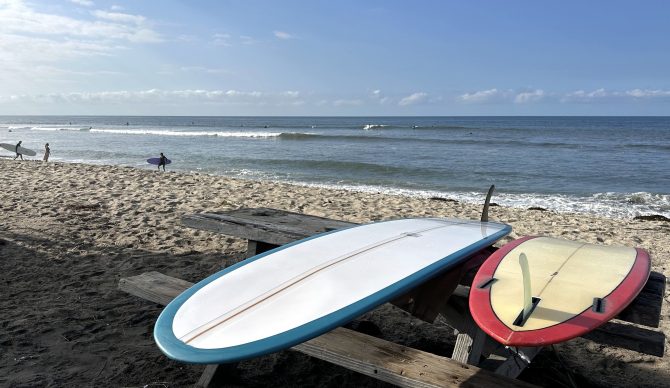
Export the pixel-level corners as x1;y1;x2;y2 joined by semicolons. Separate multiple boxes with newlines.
0;89;314;107
399;92;428;106
625;89;670;98
0;33;116;62
69;0;94;6
92;10;146;25
562;88;609;102
212;33;231;46
561;88;670;102
333;99;363;106
273;30;293;40
458;87;670;104
180;66;232;75
176;34;197;42
514;89;545;104
211;33;259;46
239;35;258;45
0;0;162;90
370;89;390;104
458;88;508;103
0;1;161;42
282;91;300;98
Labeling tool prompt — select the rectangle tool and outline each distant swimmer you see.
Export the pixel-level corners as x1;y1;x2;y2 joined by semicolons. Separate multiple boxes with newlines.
13;141;23;160
43;143;50;162
126;122;129;126
158;152;168;171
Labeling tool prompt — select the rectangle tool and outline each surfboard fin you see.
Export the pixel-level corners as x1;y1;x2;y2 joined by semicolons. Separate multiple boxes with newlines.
513;252;540;327
481;185;495;222
513;297;541;327
592;297;606;313
477;277;497;289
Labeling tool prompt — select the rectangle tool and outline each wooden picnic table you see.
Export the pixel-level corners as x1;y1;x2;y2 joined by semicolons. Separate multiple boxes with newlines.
119;207;666;387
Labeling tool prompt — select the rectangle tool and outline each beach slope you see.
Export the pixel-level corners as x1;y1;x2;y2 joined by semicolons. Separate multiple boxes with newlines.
1;160;668;387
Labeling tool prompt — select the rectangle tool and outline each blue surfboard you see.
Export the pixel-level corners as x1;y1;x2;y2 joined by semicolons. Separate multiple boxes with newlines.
154;217;511;364
147;157;172;165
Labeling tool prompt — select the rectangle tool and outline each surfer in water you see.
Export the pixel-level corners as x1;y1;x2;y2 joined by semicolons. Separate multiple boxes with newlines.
13;141;23;160
43;143;50;162
158;152;167;171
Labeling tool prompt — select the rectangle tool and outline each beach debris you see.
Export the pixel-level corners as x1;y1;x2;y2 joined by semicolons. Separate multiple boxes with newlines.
429;197;458;203
527;207;548;212
634;214;670;222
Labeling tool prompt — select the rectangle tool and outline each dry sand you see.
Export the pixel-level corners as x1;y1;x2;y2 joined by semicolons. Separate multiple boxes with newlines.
1;159;668;387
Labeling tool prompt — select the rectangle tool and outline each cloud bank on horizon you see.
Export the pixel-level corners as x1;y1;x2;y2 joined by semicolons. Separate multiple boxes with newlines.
1;0;669;115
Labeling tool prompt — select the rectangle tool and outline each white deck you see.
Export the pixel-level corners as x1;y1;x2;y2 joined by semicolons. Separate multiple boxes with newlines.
173;218;508;349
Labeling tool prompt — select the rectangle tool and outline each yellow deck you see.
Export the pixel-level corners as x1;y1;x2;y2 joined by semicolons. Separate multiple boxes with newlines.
490;237;637;331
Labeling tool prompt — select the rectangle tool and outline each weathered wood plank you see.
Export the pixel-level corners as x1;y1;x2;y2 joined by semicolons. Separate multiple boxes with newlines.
293;325;537;388
118;271;192;306
581;321;666;357
452;319;488;366
194;364;219;388
181;208;355;246
616;271;666;328
119;272;536;388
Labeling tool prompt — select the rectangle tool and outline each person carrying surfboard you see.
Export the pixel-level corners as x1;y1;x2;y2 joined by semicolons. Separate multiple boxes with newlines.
13;141;23;160
158;152;167;171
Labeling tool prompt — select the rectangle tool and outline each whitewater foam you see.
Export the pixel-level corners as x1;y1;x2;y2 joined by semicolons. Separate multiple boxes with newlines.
362;124;388;130
32;126;92;132
287;181;670;219
87;128;284;138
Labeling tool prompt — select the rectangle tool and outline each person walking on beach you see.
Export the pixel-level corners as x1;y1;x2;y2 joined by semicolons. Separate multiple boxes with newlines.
13;141;23;160
158;152;167;171
43;143;50;162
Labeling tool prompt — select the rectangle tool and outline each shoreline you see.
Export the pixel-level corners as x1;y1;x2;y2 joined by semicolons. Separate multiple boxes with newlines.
1;159;668;387
2;157;667;220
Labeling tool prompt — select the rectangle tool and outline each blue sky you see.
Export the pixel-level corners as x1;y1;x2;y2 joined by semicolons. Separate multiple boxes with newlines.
1;0;669;115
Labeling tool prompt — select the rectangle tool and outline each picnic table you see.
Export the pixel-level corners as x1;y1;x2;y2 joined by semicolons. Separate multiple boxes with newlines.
119;207;666;387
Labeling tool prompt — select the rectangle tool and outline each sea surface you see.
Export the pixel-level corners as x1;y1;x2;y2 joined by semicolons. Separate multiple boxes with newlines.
1;116;668;219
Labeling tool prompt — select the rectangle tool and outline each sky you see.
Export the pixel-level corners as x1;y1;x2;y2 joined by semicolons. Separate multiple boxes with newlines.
0;0;669;116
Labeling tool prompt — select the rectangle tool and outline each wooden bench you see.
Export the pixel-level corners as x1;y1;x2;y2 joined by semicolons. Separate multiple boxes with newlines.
120;207;665;387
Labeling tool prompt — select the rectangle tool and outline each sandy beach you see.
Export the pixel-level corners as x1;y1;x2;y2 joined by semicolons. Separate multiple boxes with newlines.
1;159;668;387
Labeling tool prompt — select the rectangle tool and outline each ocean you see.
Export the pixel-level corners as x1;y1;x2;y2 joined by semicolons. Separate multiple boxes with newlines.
1;116;668;219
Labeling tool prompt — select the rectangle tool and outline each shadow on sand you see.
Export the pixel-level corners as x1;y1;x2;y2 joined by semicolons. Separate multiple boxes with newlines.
0;231;666;388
